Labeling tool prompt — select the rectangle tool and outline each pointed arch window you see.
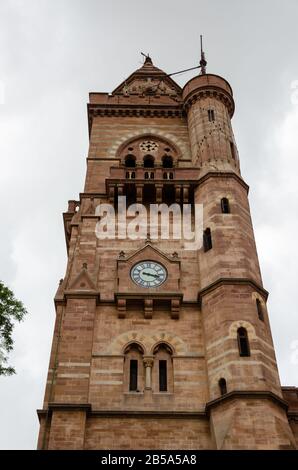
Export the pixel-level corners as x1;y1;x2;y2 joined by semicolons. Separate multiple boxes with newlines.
124;343;144;392
153;343;173;393
237;327;250;357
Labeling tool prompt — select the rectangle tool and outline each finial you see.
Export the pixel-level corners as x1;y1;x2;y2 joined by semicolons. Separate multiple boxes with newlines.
141;52;153;65
200;35;207;75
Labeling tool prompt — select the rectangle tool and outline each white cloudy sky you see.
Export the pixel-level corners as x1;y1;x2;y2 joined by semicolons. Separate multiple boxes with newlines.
0;0;297;449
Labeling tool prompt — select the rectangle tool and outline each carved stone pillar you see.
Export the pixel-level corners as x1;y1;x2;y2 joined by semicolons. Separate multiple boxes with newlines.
171;299;180;319
182;185;189;203
175;185;181;203
117;298;126;318
156;184;163;203
143;357;154;390
136;184;143;203
144;299;153;319
108;185;115;203
117;184;124;196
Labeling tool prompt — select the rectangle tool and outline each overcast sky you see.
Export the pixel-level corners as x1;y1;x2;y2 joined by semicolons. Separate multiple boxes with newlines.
0;0;297;449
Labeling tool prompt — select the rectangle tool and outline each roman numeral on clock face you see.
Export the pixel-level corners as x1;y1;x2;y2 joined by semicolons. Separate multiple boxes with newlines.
131;261;167;288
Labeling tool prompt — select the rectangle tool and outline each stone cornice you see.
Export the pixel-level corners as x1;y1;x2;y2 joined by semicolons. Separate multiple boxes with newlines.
115;292;183;301
198;278;269;303
38;407;206;419
89;410;206;418
55;291;100;307
183;87;235;117
88;104;184;135
38;391;295;420
205;390;288;414
197;171;249;193
37;403;92;421
88;103;182;115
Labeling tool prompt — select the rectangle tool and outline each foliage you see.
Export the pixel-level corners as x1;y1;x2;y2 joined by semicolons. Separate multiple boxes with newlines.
0;281;27;376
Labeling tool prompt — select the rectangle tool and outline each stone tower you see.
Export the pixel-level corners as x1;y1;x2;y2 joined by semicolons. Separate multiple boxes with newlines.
37;56;298;450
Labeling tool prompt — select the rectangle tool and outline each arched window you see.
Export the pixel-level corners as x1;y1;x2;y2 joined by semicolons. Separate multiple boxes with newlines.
256;299;264;321
124;343;144;392
153;343;173;393
126;171;135;179
237;327;250;357
125;154;136;168
143;155;155;168
221;197;230;214
203;228;212;252
162;155;173;168
218;378;227;396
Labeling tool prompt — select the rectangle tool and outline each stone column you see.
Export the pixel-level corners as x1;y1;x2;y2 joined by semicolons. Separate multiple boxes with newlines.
155;184;163;203
175;185;181;204
136;184;143;203
143;357;154;390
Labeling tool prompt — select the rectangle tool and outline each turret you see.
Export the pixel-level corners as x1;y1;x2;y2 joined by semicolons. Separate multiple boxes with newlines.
183;70;295;449
183;73;239;174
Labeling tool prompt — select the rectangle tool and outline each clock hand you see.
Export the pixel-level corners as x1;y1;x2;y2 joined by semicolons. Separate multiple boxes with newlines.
143;271;161;279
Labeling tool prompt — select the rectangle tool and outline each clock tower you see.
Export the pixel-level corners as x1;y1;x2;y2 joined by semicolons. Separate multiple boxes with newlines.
37;55;298;449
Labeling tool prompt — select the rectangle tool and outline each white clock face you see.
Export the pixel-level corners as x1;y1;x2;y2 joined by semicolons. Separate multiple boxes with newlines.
131;261;167;288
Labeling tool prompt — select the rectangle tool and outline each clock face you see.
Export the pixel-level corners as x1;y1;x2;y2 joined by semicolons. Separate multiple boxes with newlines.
131;261;167;288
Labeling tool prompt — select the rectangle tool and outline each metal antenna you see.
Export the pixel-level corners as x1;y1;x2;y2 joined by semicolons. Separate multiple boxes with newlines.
200;35;207;74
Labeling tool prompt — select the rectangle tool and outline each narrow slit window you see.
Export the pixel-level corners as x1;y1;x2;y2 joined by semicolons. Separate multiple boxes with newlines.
237;327;250;357
129;359;138;391
221;197;230;214
256;299;264;321
230;142;236;160
219;378;227;396
208;109;215;122
159;360;167;392
203;228;212;252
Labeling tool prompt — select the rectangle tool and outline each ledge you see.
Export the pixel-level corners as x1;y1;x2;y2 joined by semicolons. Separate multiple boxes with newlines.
115;292;183;301
37;391;294;421
198;278;269;303
37;403;92;421
197;171;249;193
88;410;206;418
205;390;288;415
65;291;100;305
37;405;206;420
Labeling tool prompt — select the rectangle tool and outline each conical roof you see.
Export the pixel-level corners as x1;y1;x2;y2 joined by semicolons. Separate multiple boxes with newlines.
112;55;182;96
